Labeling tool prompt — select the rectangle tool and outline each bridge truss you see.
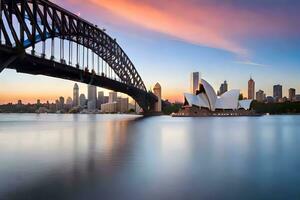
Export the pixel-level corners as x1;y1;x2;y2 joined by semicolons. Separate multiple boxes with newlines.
0;0;146;91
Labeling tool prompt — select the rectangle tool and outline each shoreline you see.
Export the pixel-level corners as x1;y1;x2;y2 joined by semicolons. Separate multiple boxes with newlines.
1;112;300;117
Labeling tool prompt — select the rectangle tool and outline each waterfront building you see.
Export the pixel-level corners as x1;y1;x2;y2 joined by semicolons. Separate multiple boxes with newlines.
218;81;228;96
37;99;41;106
256;90;266;102
101;91;117;113
273;85;283;100
104;96;109;104
294;95;300;102
97;91;105;108
109;92;117;103
101;102;118;113
87;85;97;111
184;79;253;111
66;97;72;105
248;77;255;100
289;88;296;101
59;97;64;108
117;97;129;113
266;96;274;103
55;99;60;111
101;96;129;113
73;83;79;107
153;82;162;112
57;97;64;110
79;94;86;108
190;72;199;94
279;97;288;103
66;97;73;109
17;100;22;105
49;103;57;112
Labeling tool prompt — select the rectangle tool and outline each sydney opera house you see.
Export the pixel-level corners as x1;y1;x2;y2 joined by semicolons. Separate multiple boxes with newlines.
177;79;254;116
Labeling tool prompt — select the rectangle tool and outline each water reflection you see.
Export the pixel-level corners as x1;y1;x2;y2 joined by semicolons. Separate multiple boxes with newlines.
0;114;141;199
0;114;300;199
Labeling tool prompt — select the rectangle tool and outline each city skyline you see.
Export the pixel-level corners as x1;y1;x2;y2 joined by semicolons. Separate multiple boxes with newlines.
2;83;129;105
1;76;299;104
0;0;300;103
0;82;133;114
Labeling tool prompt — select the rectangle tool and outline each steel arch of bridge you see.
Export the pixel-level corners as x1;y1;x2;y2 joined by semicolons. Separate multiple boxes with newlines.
0;0;146;91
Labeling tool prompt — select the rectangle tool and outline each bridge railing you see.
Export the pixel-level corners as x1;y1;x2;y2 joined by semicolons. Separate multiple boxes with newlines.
22;38;125;83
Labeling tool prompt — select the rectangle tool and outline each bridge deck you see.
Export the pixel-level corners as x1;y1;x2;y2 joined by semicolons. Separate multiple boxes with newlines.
0;46;158;112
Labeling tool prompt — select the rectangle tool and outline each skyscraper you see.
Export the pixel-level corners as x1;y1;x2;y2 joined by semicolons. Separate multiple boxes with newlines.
218;80;228;96
248;77;255;100
97;91;104;108
87;85;97;111
256;90;266;102
273;85;283;99
289;88;296;101
66;97;73;109
190;72;199;95
153;82;162;112
117;97;129;113
55;99;60;111
73;83;79;107
66;97;73;105
79;94;86;107
59;96;65;110
109;92;117;103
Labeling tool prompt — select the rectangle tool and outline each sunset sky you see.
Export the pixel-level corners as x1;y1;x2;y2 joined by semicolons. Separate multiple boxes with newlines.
1;0;300;103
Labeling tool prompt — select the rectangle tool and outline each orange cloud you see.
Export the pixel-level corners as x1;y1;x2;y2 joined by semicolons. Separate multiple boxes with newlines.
87;0;247;56
63;0;299;57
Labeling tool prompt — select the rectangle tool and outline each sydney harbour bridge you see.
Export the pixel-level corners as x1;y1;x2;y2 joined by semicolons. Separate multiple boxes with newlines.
0;0;159;112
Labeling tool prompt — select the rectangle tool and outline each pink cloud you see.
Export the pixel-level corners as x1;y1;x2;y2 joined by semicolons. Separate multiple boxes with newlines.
59;0;299;57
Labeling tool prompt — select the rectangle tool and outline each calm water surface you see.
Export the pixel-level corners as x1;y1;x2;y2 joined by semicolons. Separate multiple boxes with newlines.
0;114;300;200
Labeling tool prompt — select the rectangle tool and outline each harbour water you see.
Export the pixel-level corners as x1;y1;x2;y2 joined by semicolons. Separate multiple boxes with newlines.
0;114;300;199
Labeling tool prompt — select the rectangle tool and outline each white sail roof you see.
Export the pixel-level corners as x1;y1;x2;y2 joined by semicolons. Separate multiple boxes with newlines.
184;93;210;108
184;93;199;107
238;100;253;110
197;93;210;109
201;79;217;111
215;89;240;110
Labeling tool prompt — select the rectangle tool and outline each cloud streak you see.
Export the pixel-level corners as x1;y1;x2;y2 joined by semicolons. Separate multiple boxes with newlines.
234;61;270;67
62;0;299;57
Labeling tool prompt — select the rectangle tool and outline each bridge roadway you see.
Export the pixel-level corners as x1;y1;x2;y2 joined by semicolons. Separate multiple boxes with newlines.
0;46;158;113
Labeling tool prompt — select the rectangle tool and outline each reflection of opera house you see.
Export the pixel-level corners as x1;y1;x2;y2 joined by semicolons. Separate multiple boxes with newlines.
175;79;256;117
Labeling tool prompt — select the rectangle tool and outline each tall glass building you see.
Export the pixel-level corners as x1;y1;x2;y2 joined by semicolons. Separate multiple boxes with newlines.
273;85;283;99
190;72;199;95
73;83;79;107
87;85;97;111
248;78;255;100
